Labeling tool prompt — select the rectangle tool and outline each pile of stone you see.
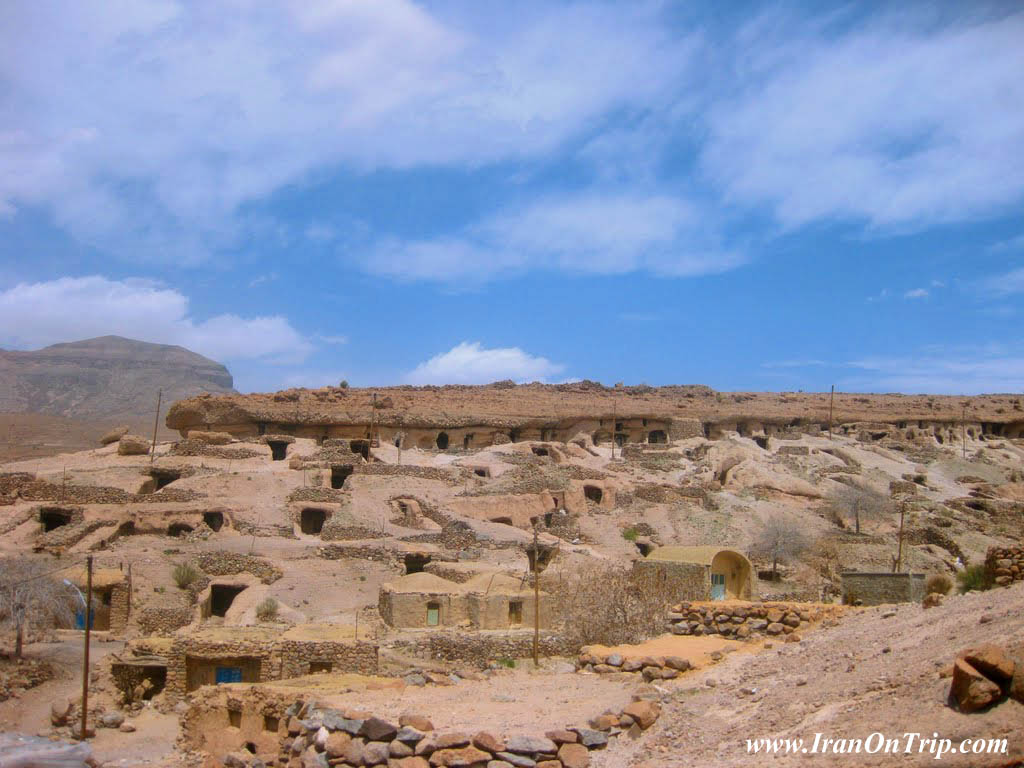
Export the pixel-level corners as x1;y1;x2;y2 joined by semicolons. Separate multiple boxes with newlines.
225;697;661;768
985;546;1024;587
664;601;842;639
949;644;1023;713
576;650;691;681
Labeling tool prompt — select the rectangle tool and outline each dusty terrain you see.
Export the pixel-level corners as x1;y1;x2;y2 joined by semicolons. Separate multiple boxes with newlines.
0;381;1021;767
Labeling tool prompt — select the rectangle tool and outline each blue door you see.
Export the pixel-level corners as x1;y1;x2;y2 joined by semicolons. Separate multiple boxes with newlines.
711;573;726;600
215;666;243;684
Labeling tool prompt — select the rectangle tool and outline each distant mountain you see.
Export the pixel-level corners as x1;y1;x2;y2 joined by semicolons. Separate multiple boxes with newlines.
0;336;236;425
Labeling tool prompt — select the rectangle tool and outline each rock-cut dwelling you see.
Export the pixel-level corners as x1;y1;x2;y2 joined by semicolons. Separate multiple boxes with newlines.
632;546;756;601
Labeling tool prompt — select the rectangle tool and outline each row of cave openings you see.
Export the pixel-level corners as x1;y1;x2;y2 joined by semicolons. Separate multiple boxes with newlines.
38;508;226;537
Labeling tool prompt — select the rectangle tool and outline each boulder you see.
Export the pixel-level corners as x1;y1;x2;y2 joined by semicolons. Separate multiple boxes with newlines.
361;740;390;765
572;729;608;749
429;746;493;766
400;713;435;732
100;711;125;728
100;425;129;445
360;716;398;742
50;698;71;726
325;732;351;758
504;735;557;755
922;593;943;609
392;758;430;768
473;732;506;753
960;645;1016;683
118;435;150;456
950;658;1002;712
622;700;660;730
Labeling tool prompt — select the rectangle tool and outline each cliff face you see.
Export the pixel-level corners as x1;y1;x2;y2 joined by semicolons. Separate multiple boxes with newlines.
165;381;1024;441
0;335;236;423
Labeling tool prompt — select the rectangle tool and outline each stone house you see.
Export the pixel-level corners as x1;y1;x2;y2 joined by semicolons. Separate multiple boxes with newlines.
378;571;553;630
63;566;131;633
632;546;756;601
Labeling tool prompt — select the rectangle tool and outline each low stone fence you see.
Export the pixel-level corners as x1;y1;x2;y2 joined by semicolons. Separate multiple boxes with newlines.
577;650;692;681
840;572;926;605
665;600;844;639
318;544;397;565
277;640;378;679
136;606;193;636
196;552;283;584
986;546;1024;587
389;630;575;667
184;686;662;768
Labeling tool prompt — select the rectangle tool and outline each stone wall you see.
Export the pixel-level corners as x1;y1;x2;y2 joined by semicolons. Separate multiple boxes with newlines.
664;600;844;640
631;560;709;601
109;582;131;634
276;640;378;679
136;606;193;636
182;686;661;768
840;572;926;605
196;552;283;584
985;546;1024;587
389;630;575;666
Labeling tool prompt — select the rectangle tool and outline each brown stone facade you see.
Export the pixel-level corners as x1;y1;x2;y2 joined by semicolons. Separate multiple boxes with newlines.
840;571;926;605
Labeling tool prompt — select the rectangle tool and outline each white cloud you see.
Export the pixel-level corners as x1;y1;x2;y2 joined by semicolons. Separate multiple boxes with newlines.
0;276;311;364
280;370;351;389
903;288;929;299
843;346;1024;394
315;334;349;346
0;1;687;263
405;341;565;385
361;193;743;283
976;267;1024;297
702;9;1024;229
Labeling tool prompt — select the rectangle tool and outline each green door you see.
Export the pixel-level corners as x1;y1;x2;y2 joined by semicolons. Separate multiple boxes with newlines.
426;602;440;626
711;573;726;600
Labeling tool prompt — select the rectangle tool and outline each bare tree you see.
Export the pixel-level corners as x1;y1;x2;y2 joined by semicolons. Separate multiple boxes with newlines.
0;558;76;658
830;484;892;534
542;560;669;648
750;514;810;580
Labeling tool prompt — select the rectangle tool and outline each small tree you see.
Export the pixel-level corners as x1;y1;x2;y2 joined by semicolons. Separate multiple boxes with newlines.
830;484;892;534
0;558;75;658
750;514;810;580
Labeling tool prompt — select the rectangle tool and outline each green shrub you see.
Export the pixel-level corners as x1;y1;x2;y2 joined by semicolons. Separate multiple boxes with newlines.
496;657;516;669
925;573;953;596
956;564;993;594
172;562;200;589
621;526;639;542
256;598;279;622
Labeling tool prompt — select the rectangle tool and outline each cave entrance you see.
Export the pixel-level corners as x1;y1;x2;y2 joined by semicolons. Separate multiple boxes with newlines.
268;441;289;461
635;540;654;556
490;516;514;526
39;508;72;532
300;508;327;535
463;434;473;449
350;440;370;460
472;467;490;478
117;521;136;537
436;432;449;450
331;465;353;489
531;446;549;457
648;430;667;444
203;511;224;532
584;485;603;504
167;523;194;537
404;553;431;574
209;585;247;617
150;468;182;491
753;435;769;450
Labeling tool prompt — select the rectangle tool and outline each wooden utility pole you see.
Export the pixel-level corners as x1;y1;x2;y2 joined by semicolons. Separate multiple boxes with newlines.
962;403;967;459
61;466;67;502
828;385;835;441
150;390;163;463
610;402;616;460
894;503;906;573
532;525;540;668
80;555;93;741
370;393;377;447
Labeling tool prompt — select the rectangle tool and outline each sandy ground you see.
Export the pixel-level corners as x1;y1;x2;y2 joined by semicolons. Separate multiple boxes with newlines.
625;582;1024;767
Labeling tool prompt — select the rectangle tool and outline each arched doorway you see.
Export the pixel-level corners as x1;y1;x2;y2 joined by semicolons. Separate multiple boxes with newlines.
436;432;449;450
710;550;752;600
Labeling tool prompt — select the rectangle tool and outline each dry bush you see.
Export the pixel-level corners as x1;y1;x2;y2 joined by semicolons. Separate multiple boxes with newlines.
542;561;668;648
925;573;953;596
255;598;279;622
829;484;893;534
172;562;200;590
750;514;810;579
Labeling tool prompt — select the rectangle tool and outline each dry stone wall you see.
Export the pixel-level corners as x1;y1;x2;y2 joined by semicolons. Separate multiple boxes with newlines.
136;606;193;636
196;552;283;584
663;600;844;640
986;546;1024;587
389;630;574;667
840;572;926;605
276;640;378;679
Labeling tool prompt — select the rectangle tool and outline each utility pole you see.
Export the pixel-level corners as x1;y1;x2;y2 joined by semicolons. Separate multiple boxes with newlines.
532;525;540;668
150;390;163;464
894;503;906;573
610;401;616;460
80;555;93;741
828;385;835;441
61;466;67;503
962;403;967;460
370;393;377;447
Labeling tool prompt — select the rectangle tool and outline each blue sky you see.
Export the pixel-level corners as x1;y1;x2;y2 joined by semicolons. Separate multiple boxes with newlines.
1;1;1022;394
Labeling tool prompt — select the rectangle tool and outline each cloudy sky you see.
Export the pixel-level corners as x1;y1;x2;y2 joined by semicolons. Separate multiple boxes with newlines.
1;1;1022;394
